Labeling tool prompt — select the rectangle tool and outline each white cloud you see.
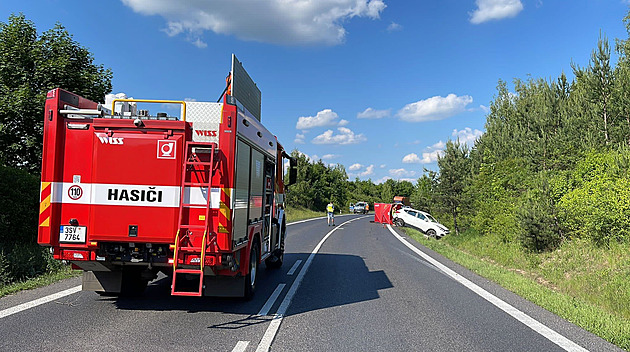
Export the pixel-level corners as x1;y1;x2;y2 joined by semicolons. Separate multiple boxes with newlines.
357;107;391;119
420;149;443;164
452;127;484;147
349;163;363;171
389;168;416;178
294;133;306;144
296;109;342;130
398;94;473;122
191;38;207;48
312;127;367;145
380;164;386;168
387;22;402;32
479;104;490;113
376;176;392;184
430;141;445;150
470;0;524;24
404;140;446;164
338;119;350;126
359;165;375;177
402;153;421;164
322;154;339;160
122;0;387;46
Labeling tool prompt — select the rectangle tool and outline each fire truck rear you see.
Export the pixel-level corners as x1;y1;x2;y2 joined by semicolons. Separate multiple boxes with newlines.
38;55;297;297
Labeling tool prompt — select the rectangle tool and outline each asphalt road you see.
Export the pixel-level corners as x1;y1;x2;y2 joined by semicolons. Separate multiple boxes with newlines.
0;214;622;351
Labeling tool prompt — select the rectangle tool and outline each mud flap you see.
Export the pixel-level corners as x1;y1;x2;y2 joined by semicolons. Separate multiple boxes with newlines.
82;270;122;293
203;276;246;297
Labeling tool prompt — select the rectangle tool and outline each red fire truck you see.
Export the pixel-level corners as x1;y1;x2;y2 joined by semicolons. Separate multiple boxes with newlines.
38;55;296;298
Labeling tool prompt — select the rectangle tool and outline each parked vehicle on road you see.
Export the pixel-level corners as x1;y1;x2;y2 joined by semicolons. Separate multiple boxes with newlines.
392;207;449;238
353;201;369;214
37;55;297;298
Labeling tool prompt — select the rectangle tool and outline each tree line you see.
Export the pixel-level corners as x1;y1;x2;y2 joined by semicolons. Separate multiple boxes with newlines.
288;11;630;251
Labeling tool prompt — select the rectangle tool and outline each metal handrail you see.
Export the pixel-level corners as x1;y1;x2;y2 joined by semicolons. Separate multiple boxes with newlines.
111;99;187;122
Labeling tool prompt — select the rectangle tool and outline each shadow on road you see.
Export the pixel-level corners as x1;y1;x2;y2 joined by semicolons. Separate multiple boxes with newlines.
107;253;392;325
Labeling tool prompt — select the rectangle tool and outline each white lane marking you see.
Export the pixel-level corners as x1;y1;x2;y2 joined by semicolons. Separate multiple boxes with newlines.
386;225;588;352
256;216;368;352
287;260;302;276
231;341;250;352
257;283;286;316
0;285;82;319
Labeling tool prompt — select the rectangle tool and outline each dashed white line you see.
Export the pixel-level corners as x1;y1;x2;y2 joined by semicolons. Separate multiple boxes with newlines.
257;283;286;316
386;225;588;352
231;341;250;352
287;260;302;276
255;216;368;352
0;285;82;319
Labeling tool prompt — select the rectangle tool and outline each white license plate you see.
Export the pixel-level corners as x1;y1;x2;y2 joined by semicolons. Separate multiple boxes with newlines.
59;226;87;243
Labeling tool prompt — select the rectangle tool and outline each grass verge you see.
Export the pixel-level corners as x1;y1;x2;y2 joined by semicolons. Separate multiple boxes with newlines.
0;265;80;299
285;207;325;223
403;227;630;350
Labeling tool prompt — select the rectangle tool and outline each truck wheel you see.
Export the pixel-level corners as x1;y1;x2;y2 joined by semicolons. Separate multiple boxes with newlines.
244;245;258;300
394;218;405;227
266;225;285;269
426;229;437;238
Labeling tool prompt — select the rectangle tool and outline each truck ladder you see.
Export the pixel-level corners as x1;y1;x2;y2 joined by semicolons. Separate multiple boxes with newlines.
171;141;217;296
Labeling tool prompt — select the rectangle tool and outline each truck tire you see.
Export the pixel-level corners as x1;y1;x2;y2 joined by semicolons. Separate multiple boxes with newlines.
426;229;437;238
265;222;285;269
244;244;258;300
394;218;405;227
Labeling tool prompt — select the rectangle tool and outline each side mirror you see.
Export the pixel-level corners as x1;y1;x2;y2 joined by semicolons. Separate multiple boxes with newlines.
287;156;297;186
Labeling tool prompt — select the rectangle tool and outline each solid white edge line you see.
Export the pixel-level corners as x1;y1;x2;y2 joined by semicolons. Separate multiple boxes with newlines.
257;283;286;316
255;216;368;352
0;285;82;319
386;225;588;352
231;341;250;352
287;260;302;276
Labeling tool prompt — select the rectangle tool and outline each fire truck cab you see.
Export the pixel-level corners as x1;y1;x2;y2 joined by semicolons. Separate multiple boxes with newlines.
38;55;296;297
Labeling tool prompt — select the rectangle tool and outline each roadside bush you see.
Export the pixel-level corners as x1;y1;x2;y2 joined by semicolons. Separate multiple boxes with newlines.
560;177;630;244
558;150;630;245
0;251;9;286
0;165;60;287
0;165;39;246
517;175;564;252
469;158;528;242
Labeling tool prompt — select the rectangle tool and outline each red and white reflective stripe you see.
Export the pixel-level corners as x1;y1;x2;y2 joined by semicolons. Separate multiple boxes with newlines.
49;182;224;208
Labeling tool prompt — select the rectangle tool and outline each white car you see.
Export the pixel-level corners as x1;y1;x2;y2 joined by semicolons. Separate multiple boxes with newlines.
392;207;449;238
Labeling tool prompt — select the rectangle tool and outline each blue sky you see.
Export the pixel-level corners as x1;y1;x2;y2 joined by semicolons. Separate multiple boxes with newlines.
2;0;629;183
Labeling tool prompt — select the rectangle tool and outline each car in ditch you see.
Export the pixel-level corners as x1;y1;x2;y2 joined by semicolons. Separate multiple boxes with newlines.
392;207;449;238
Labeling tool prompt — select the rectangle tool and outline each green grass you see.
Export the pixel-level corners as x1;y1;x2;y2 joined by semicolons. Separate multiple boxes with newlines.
0;265;80;298
403;227;630;350
285;206;325;223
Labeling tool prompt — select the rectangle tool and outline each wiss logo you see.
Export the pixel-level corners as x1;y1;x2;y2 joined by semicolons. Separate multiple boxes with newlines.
95;133;124;145
195;130;218;137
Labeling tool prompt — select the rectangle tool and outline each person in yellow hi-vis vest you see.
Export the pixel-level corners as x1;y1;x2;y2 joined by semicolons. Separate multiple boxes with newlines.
326;201;335;226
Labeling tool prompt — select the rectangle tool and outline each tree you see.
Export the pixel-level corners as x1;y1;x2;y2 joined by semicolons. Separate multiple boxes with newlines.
411;171;437;213
436;140;471;235
0;14;112;173
573;33;614;147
